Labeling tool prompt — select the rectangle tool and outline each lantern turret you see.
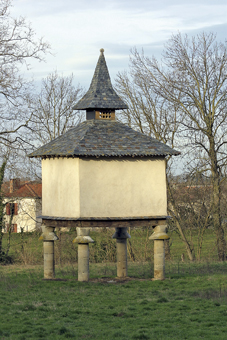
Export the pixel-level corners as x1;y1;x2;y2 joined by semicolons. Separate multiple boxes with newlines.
73;49;128;121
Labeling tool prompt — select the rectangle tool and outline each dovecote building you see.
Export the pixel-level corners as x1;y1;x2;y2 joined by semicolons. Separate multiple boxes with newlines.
29;49;180;281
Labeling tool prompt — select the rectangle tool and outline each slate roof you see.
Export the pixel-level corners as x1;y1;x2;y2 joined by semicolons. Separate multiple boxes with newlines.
73;49;128;110
28;120;180;158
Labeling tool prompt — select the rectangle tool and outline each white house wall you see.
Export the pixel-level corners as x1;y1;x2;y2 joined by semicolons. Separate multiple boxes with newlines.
4;198;42;232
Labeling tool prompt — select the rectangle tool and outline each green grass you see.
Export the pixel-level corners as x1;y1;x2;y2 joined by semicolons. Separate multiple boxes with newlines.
1;262;227;339
0;227;226;338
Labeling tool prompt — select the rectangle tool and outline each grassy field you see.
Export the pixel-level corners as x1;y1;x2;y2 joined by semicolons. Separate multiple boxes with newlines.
1;262;227;339
0;228;227;339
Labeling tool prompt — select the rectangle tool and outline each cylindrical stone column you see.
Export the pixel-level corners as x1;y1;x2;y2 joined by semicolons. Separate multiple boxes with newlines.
43;240;55;279
78;243;90;282
39;225;59;280
112;227;130;278
149;225;169;281
116;238;128;277
153;240;165;280
73;227;94;282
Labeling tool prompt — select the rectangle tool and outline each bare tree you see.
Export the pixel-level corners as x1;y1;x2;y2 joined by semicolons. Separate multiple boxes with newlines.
30;71;84;145
0;0;50;242
117;32;227;260
116;70;195;261
0;0;50;149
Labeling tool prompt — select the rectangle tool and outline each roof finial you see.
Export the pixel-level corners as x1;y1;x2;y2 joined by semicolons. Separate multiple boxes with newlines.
100;48;104;55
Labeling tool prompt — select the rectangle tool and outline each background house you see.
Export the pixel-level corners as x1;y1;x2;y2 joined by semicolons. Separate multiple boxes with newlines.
2;179;42;233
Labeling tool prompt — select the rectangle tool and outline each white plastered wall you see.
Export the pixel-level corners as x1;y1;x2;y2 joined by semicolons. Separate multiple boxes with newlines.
42;157;167;218
42;158;80;218
79;158;167;218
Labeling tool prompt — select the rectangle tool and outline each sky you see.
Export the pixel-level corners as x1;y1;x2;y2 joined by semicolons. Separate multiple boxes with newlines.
11;0;227;90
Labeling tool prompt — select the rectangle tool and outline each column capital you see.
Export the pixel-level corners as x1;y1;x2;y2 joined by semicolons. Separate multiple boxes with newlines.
149;225;169;240
73;227;94;244
112;227;131;239
39;225;59;241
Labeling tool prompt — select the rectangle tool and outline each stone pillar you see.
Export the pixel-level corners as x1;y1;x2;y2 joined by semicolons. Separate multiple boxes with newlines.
112;227;130;278
39;225;59;279
73;227;94;282
149;225;169;280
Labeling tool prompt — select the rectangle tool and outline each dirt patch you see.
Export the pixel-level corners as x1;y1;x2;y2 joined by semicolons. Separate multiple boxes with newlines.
89;277;149;284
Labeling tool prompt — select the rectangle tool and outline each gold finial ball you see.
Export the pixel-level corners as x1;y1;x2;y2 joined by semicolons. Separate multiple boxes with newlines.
100;48;104;54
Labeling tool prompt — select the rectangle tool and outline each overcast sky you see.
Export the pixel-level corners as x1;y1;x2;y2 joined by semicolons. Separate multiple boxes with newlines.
11;0;227;89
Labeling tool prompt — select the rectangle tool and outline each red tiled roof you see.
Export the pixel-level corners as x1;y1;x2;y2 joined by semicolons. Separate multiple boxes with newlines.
3;183;42;198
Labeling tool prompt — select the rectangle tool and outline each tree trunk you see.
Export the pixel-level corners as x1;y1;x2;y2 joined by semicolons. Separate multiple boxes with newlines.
167;181;195;261
174;218;195;261
212;174;226;260
209;137;226;261
164;239;171;260
0;161;7;260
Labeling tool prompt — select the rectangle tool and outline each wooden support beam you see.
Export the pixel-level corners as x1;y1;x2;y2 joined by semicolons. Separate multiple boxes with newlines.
41;216;169;229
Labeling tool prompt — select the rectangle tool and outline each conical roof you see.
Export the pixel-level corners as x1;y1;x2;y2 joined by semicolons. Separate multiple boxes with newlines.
73;49;128;110
28;120;180;158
